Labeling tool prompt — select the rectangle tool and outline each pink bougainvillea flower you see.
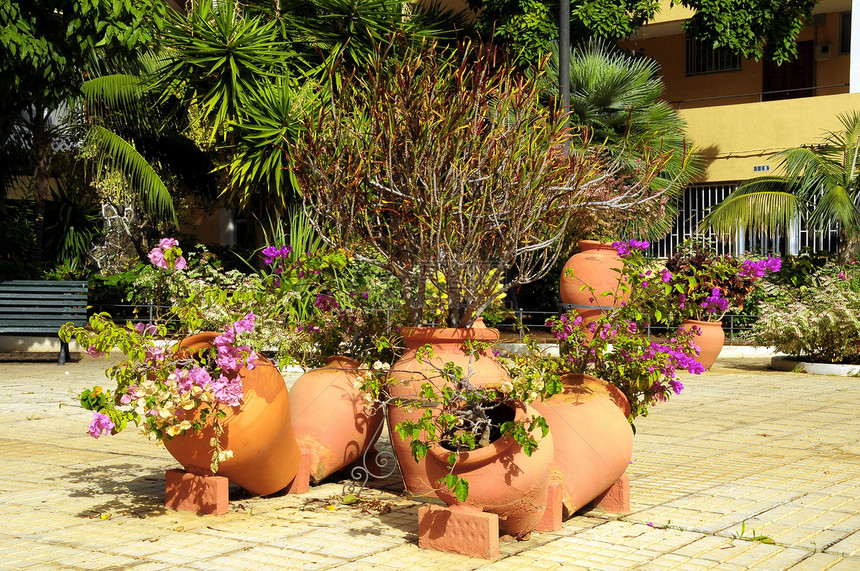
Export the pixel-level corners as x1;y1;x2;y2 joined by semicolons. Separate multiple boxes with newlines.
88;412;115;438
133;322;157;336
158;238;179;250
148;247;168;269
85;346;106;358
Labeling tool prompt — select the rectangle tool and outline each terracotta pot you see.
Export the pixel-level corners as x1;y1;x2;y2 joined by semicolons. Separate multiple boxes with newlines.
559;240;630;322
387;327;510;497
163;332;302;496
682;319;725;370
289;355;382;484
424;401;554;535
531;373;633;518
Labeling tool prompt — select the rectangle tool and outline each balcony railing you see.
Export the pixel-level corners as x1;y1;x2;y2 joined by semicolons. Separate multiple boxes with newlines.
670;83;849;109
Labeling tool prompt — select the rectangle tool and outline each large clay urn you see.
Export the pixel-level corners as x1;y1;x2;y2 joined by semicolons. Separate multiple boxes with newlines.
424;401;554;535
560;240;630;322
289;356;382;484
387;326;510;497
531;373;633;518
682;319;725;370
163;332;302;496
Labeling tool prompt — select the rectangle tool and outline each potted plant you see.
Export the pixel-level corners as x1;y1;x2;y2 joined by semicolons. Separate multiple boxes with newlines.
60;238;306;496
657;245;781;369
288;39;672;495
559;238;650;324
360;343;555;536
513;242;705;516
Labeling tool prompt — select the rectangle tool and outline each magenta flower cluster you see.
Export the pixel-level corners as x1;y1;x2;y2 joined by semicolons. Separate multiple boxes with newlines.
612;239;650;257
738;256;782;279
262;245;293;268
546;309;703;419
88;411;115;438
700;288;729;314
148;238;187;270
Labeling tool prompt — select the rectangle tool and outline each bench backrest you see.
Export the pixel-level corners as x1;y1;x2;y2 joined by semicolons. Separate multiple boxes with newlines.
0;280;88;334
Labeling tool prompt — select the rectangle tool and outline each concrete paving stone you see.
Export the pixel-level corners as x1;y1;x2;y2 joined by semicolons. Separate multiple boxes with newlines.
785;552;846;570
672;561;719;571
769;527;848;550
826;530;860;556
814;556;860;570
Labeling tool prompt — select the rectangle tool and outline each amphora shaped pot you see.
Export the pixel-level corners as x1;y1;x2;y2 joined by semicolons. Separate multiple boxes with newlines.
289;355;382;484
531;373;633;518
163;332;302;496
386;326;510;497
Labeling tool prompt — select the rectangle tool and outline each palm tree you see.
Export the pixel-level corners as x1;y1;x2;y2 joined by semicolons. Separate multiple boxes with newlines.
701;111;860;262
539;39;701;238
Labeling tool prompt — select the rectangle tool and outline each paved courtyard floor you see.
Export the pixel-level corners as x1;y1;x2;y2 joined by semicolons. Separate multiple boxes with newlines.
0;353;859;569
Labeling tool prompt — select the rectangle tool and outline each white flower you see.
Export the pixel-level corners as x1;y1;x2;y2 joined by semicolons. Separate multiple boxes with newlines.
501;381;514;394
218;449;234;462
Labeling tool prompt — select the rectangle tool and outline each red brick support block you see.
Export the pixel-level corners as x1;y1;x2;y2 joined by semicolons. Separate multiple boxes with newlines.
285;448;312;494
418;504;500;560
535;481;563;532
164;469;229;515
593;473;630;514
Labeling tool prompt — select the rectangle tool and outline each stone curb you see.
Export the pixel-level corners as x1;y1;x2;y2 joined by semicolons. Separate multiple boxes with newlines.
771;355;860;376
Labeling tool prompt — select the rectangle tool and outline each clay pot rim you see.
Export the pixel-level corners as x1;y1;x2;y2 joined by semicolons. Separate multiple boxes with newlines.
681;319;724;327
400;326;501;344
558;372;632;419
425;401;530;468
324;355;362;369
577;239;619;252
176;331;273;368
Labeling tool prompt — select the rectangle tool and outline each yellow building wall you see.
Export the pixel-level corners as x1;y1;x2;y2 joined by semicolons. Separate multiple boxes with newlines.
681;92;860;182
625;11;850;109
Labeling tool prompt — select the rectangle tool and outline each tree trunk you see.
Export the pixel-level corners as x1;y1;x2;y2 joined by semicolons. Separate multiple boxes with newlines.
29;108;52;271
838;228;860;264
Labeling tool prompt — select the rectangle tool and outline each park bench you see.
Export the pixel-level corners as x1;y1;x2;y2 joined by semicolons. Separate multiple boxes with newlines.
0;280;88;364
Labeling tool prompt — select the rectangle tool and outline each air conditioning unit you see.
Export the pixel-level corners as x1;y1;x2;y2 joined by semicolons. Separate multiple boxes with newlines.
815;43;832;60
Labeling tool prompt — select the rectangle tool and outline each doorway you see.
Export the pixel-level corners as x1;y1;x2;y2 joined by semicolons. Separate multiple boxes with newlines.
762;41;815;101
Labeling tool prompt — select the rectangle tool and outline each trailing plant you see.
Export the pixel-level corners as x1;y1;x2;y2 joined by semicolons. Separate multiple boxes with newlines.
360;341;552;502
62;312;260;474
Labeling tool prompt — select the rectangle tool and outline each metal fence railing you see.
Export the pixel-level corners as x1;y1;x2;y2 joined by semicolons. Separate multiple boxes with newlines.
492;309;758;346
91;303;758;346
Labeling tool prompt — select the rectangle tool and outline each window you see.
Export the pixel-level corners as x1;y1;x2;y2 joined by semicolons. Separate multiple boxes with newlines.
686;37;742;75
840;12;851;54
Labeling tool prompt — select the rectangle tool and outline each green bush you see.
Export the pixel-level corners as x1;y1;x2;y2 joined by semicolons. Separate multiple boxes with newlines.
750;264;860;363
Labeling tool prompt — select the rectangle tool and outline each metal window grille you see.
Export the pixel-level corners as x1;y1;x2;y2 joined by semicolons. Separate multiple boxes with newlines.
648;184;839;258
686;38;742;75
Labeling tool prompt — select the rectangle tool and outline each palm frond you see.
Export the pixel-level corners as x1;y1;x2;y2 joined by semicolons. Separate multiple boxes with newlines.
813;184;860;234
700;184;804;237
85;125;176;226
